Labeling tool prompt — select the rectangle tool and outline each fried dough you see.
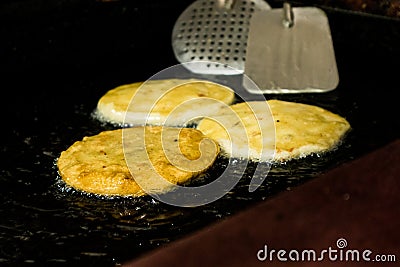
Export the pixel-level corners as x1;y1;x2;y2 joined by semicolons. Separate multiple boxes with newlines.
57;126;219;197
96;79;235;126
197;100;351;162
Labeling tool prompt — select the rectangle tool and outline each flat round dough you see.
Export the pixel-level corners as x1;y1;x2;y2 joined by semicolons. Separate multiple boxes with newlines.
197;100;351;162
96;79;235;126
57;126;219;197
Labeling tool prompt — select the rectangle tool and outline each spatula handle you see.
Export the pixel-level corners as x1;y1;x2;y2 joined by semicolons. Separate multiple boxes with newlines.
221;0;236;9
282;2;294;28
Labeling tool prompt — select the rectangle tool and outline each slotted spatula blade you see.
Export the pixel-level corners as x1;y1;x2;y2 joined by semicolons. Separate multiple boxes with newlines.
244;3;339;93
172;0;271;75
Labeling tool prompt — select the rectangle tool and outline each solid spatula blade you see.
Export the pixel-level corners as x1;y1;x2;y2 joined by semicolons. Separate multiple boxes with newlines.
244;7;339;93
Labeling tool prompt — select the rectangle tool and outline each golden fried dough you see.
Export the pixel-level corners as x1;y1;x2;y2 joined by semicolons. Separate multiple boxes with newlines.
197;100;351;162
96;79;235;126
57;126;219;197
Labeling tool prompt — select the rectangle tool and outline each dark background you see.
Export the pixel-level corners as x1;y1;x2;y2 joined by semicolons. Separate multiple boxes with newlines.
0;0;399;266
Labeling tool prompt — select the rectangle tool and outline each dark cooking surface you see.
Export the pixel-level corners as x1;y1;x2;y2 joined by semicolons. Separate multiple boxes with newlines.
124;140;400;267
1;0;399;266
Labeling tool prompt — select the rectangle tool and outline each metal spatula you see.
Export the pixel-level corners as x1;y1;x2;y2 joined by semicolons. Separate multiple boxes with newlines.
172;0;271;75
243;3;339;93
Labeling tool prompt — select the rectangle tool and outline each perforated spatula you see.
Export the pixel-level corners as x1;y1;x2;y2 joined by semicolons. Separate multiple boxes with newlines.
172;0;271;75
243;2;339;93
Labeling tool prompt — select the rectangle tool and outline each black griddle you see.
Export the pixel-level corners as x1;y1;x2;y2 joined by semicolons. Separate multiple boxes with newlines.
1;0;399;266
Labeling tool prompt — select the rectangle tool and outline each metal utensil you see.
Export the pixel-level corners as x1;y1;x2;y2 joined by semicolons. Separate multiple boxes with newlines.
243;2;339;93
172;0;271;75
